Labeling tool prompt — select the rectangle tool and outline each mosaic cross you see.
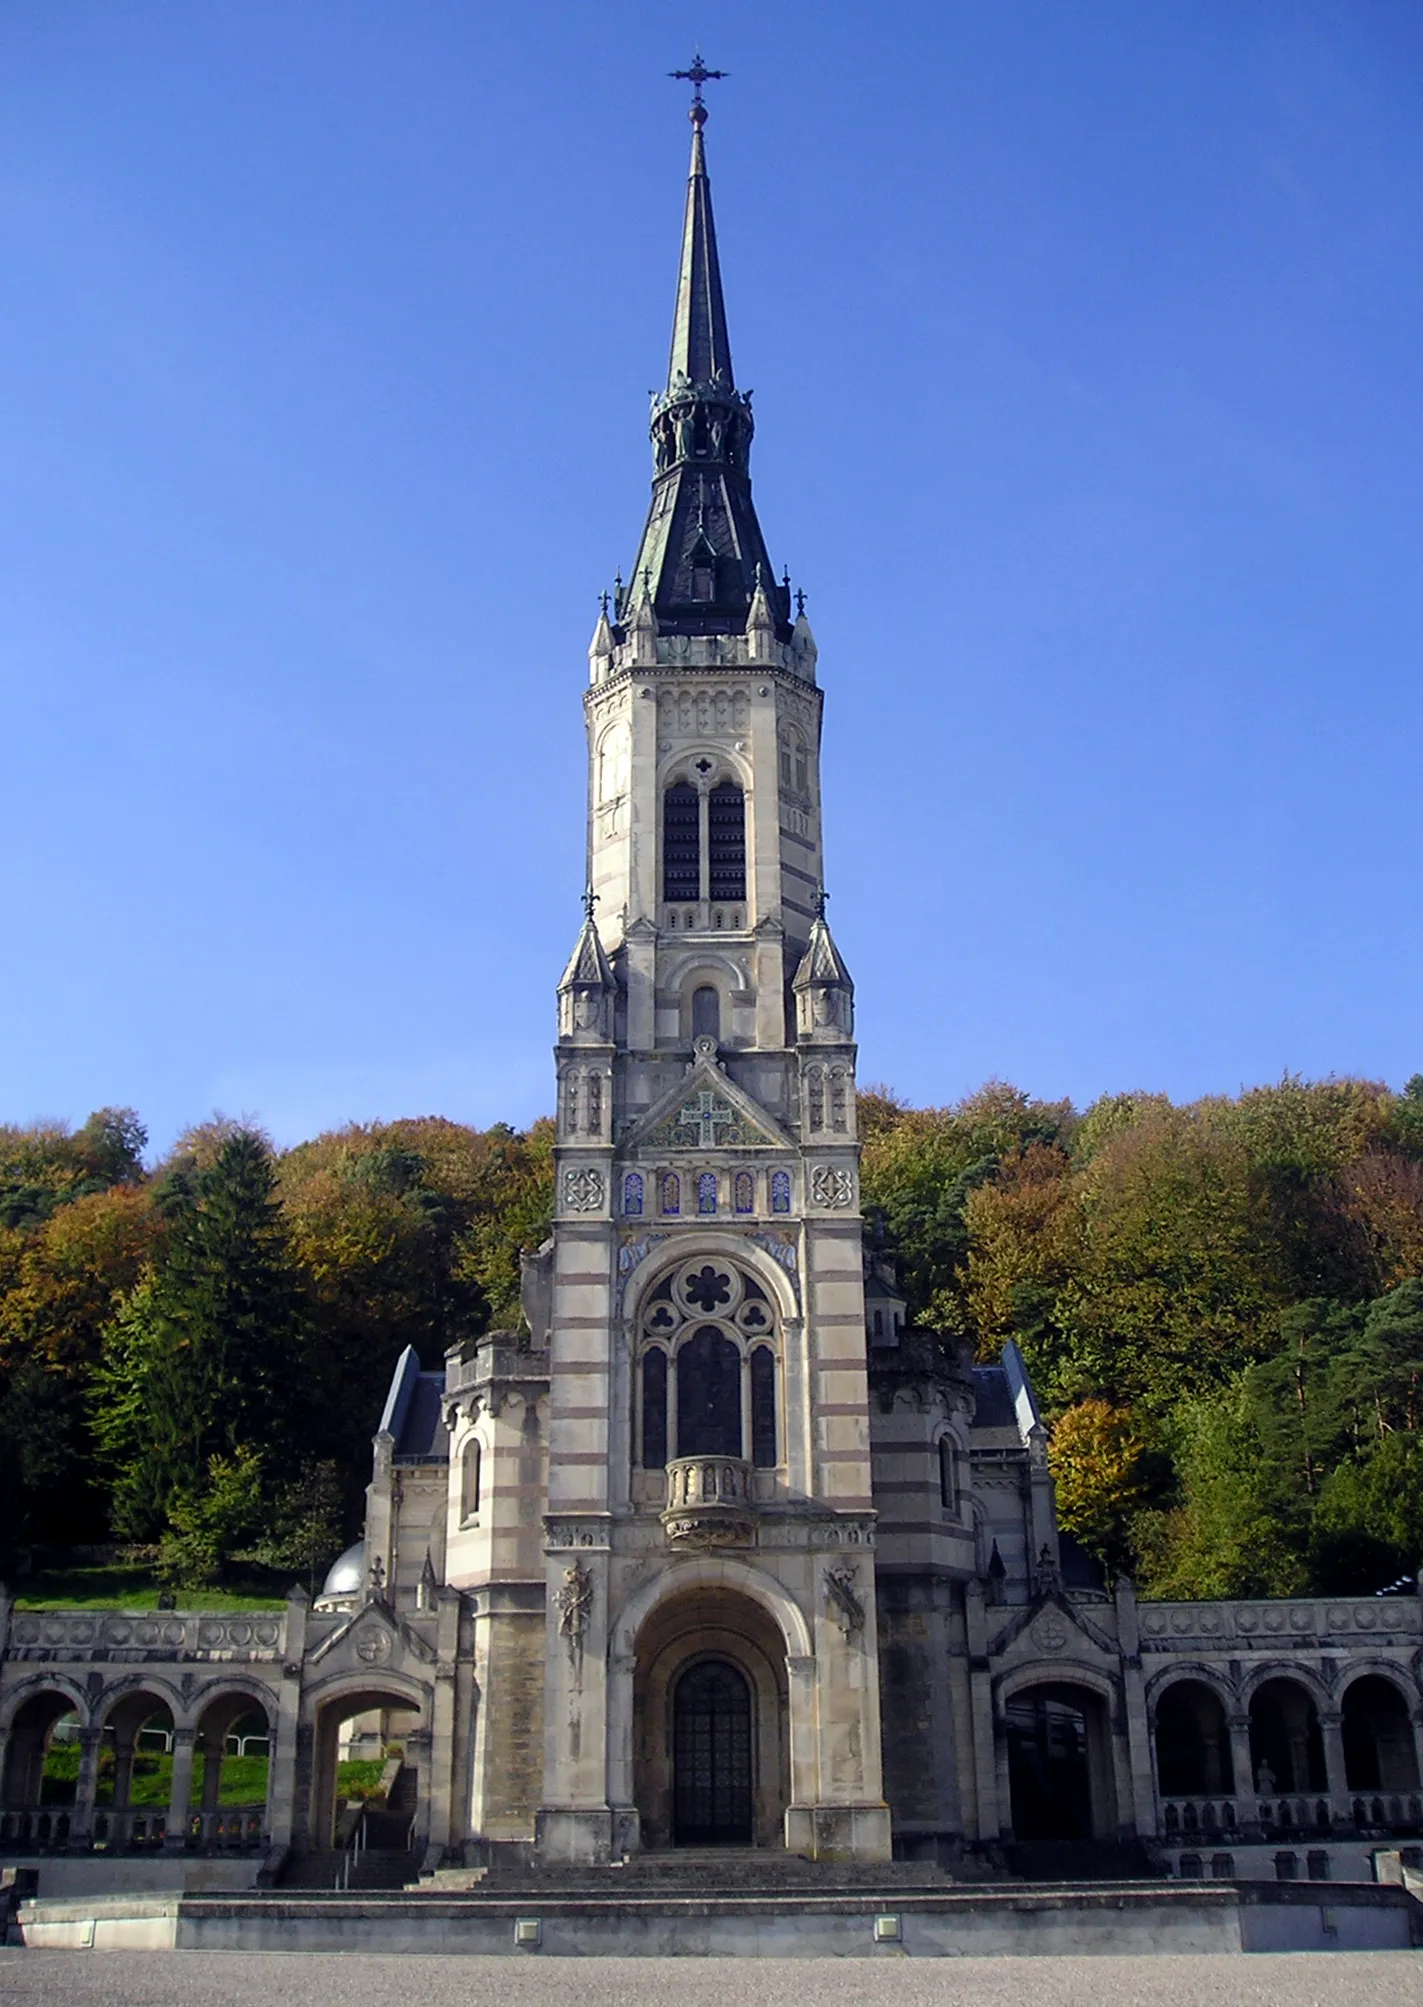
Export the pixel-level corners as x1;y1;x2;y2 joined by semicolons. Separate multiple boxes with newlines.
675;1088;741;1147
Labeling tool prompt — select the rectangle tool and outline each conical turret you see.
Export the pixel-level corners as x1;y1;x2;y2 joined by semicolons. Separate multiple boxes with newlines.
792;900;855;1040
558;896;616;1043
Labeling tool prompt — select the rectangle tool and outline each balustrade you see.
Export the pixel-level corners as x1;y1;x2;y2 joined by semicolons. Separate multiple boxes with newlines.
661;1455;755;1547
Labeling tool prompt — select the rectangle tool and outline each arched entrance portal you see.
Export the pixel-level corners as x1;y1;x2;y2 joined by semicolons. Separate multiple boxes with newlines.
1005;1682;1113;1842
631;1585;789;1850
308;1688;423;1861
673;1659;752;1845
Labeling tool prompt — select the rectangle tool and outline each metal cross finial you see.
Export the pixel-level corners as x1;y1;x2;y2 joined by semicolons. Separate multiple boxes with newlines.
813;884;829;920
582;883;600;923
795;587;807;617
670;50;727;124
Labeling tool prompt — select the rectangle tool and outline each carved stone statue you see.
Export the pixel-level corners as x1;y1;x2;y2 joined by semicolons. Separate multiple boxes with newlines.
825;1561;865;1640
555;1560;594;1676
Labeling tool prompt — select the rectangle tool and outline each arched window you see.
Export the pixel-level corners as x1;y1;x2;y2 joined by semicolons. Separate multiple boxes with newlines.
750;1345;777;1467
770;1170;791;1214
692;985;720;1040
733;1171;754;1215
697;1172;718;1215
641;1349;668;1469
461;1437;482;1522
623;1172;644;1217
663;783;700;901
939;1436;958;1513
779;730;808;796
707;783;745;901
660;1172;681;1216
677;1326;742;1458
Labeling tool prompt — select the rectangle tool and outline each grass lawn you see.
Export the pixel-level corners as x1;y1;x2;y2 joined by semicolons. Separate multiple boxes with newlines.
40;1746;383;1808
14;1564;290;1611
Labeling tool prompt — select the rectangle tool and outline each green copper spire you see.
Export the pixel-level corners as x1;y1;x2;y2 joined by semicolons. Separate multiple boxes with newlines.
620;68;786;641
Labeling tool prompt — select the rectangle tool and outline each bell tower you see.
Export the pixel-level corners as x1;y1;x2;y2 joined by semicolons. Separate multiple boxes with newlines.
536;68;890;1867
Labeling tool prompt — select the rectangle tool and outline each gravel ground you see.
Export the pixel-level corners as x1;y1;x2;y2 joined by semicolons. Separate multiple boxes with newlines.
0;1952;1420;2007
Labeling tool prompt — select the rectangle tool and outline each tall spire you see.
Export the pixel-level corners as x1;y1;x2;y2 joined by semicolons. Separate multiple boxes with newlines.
668;92;734;389
620;61;787;642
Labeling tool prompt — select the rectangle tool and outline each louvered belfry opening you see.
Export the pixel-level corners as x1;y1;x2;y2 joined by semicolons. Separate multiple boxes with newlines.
663;783;700;900
673;1658;754;1845
707;783;745;900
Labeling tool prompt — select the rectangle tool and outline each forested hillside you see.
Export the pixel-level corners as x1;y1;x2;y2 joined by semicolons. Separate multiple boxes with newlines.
1;1074;1420;1599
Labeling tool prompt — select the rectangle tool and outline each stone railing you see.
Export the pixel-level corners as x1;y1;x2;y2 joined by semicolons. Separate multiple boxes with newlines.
4;1610;286;1662
661;1456;755;1548
90;1806;167;1851
1160;1795;1240;1837
1139;1597;1421;1647
0;1806;71;1850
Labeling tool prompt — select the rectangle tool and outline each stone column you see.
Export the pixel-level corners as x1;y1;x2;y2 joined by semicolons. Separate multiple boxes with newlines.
1411;1707;1423;1798
111;1734;136;1848
164;1728;196;1852
1115;1579;1156;1837
1319;1710;1350;1819
427;1599;461;1865
199;1731;223;1846
963;1582;999;1841
267;1591;308;1850
1227;1715;1255;1824
68;1726;103;1848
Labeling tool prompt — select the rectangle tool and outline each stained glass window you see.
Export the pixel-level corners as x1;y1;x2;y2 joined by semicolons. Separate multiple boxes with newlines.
642;1349;668;1469
676;1326;742;1458
733;1171;754;1214
770;1170;791;1214
623;1172;643;1217
697;1172;718;1215
660;1172;681;1216
750;1346;777;1467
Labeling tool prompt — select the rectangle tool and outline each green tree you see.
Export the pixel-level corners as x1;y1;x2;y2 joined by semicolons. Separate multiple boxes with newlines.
94;1131;305;1550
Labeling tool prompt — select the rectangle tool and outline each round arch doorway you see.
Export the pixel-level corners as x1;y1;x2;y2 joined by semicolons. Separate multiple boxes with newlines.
673;1659;753;1846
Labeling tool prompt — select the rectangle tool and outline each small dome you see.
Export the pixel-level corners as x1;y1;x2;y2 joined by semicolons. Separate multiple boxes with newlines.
319;1540;366;1602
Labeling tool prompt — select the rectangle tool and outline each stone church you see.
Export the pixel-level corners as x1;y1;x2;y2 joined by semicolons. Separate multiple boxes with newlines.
1;96;1420;1893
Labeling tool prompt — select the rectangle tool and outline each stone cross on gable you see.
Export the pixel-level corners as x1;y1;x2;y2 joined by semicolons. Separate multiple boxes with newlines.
677;1088;738;1147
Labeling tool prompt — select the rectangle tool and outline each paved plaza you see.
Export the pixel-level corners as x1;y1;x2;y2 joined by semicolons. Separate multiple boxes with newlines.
0;1952;1419;2007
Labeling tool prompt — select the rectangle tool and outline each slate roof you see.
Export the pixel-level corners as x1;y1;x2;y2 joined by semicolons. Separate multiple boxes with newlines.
971;1365;1018;1431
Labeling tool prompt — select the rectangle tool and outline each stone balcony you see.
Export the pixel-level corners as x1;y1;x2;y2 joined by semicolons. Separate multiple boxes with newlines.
660;1456;755;1548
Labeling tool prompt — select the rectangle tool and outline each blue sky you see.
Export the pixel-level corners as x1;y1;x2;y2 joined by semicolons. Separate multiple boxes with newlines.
3;2;1421;1155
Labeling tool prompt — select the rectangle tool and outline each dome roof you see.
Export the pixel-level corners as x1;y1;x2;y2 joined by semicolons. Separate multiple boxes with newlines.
319;1540;366;1601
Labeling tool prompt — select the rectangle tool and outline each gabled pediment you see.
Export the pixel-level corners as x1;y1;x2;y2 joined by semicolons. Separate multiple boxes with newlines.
310;1597;436;1668
624;1056;793;1155
991;1591;1117;1663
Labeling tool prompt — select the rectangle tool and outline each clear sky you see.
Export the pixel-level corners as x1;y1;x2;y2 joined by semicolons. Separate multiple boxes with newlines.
3;2;1421;1156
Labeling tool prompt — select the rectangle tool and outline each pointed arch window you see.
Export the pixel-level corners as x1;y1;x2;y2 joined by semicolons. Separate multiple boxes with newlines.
770;1170;791;1215
708;783;745;901
733;1171;754;1215
677;1326;742;1458
623;1172;644;1217
641;1349;668;1470
461;1437;482;1523
939;1436;958;1514
663;783;700;901
750;1345;777;1467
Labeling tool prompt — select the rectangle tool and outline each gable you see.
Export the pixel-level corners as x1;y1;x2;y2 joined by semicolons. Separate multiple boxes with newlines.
626;1060;792;1155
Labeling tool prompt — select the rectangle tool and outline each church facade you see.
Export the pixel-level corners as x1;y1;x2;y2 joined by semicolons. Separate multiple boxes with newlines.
2;101;1421;1891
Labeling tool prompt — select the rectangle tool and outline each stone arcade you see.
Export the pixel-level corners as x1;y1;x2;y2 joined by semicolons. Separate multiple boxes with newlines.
2;90;1421;1898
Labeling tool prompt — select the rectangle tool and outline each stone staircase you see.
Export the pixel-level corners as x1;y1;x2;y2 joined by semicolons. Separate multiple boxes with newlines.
425;1846;968;1896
